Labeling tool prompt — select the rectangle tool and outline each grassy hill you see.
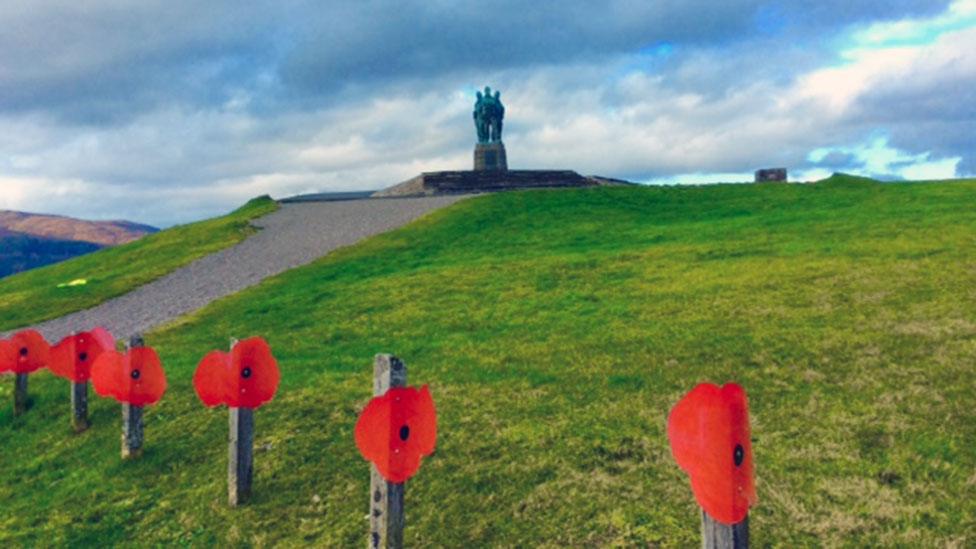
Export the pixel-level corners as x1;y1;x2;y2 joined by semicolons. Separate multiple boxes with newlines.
0;196;278;331
1;175;974;546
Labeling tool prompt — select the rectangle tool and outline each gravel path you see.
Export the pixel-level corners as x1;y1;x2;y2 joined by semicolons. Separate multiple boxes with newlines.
28;196;467;343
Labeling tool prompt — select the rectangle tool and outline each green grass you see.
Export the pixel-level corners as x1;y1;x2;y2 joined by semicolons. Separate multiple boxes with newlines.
0;196;278;331
2;175;975;546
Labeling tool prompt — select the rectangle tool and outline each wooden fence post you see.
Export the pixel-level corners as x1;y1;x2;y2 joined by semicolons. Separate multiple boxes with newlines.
228;407;254;506
121;334;145;459
72;381;89;432
702;511;748;549
14;373;29;415
369;354;407;549
227;338;253;507
67;331;90;433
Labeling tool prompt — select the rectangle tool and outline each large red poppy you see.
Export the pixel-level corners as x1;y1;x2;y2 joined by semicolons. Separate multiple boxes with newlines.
0;329;50;374
91;346;167;406
49;327;116;383
667;382;756;525
355;385;437;484
193;336;279;409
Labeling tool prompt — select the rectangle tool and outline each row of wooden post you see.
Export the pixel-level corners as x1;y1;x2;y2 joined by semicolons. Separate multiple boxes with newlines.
9;347;744;548
217;352;398;531
10;334;254;505
64;335;146;458
363;354;749;549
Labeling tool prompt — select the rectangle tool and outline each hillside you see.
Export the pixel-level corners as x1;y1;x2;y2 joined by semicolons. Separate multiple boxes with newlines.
0;197;278;331
0;210;158;247
1;176;974;546
0;210;159;278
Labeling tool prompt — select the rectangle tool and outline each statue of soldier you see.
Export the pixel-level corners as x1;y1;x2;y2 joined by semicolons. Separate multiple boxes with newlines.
489;90;504;142
474;86;504;143
473;91;489;143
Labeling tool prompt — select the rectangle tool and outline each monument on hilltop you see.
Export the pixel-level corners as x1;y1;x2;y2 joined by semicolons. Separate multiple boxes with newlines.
371;86;635;197
473;86;507;171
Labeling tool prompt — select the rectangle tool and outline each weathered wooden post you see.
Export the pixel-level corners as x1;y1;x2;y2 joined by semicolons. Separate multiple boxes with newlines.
14;373;29;415
193;336;279;508
369;354;407;549
2;329;49;415
121;335;146;459
63;330;91;433
355;355;437;549
668;383;755;549
72;378;90;432
227;337;252;507
91;332;166;459
228;405;254;506
702;511;749;548
49;328;115;433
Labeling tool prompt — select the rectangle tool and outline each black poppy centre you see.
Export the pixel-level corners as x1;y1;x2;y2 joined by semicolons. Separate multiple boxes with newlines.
241;366;252;378
399;425;410;441
733;443;744;466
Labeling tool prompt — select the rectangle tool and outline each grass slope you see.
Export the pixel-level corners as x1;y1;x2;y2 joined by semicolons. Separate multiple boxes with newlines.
2;176;975;546
0;196;278;331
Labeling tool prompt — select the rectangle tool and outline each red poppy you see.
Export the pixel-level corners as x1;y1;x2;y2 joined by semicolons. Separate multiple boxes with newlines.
193;336;279;409
49;327;116;383
0;329;50;374
355;385;437;484
91;346;167;406
0;340;15;372
667;382;756;525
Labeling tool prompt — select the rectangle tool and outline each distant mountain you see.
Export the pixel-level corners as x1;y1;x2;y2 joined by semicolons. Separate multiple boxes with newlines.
0;210;158;278
0;210;158;246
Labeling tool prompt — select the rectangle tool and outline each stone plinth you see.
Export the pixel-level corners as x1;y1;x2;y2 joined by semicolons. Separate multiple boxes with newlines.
474;142;508;171
755;168;788;182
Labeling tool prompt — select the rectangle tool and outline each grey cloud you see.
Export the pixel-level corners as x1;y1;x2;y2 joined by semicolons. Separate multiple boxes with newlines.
0;1;290;122
845;29;976;175
0;1;953;123
856;95;976;176
277;0;953;99
278;1;761;94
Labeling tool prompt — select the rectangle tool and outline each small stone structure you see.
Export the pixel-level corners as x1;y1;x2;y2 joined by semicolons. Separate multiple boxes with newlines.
755;168;788;182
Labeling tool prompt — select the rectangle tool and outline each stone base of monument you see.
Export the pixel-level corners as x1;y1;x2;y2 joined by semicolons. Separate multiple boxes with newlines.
474;142;508;171
372;170;634;198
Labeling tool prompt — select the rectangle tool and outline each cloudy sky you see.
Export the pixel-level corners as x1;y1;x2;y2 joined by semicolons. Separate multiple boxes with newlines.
1;1;973;227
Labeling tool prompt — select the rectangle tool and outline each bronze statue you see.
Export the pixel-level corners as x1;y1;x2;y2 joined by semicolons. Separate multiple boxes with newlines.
474;91;488;143
474;86;504;143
